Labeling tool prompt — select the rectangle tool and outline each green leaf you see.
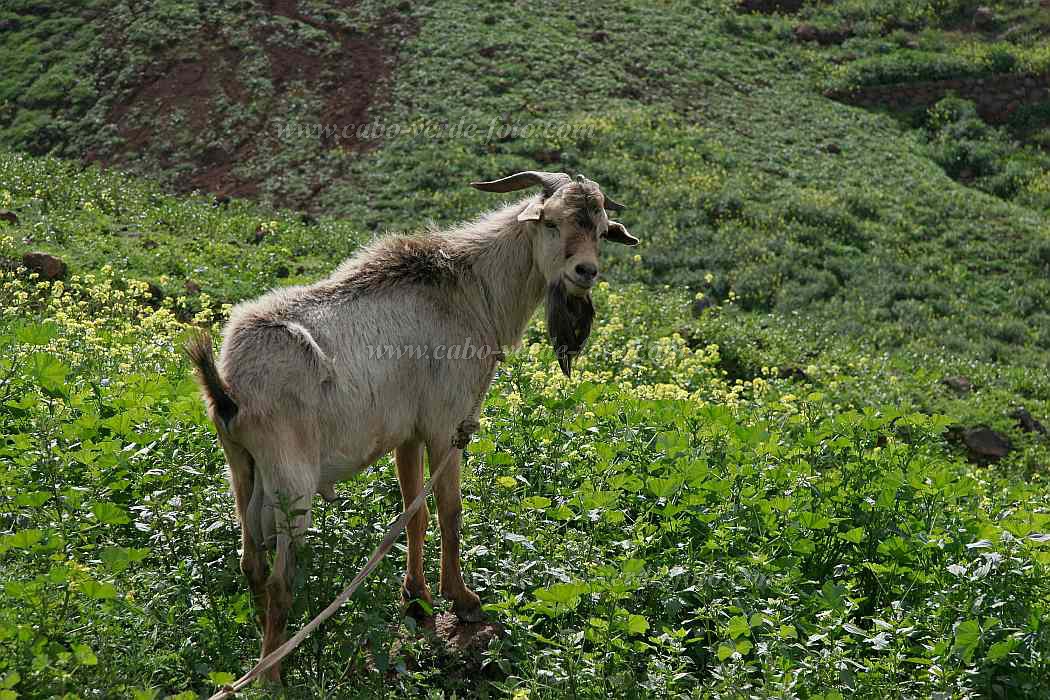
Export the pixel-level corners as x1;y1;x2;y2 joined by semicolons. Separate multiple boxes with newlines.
496;476;517;489
735;639;753;655
627;614;649;635
986;639;1017;662
779;624;798;640
622;559;646;577
547;504;575;521
16;322;59;346
5;529;43;549
837;527;865;544
0;672;19;690
648;477;680;499
521;496;552;510
534;582;588;606
798;511;832;529
91;502;130;525
73;643;98;666
80;579;118;600
954;619;982;662
727;615;750;640
29;352;68;396
100;546;150;573
716;643;734;661
14;492;50;508
208;671;236;686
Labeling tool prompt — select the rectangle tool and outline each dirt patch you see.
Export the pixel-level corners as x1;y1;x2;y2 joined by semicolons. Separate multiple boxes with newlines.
86;0;417;208
363;612;508;687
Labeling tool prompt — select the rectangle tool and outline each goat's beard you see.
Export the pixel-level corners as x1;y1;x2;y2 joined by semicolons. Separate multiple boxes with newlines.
546;279;594;378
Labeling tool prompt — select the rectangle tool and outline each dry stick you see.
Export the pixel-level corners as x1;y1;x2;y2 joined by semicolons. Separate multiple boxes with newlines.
209;426;473;700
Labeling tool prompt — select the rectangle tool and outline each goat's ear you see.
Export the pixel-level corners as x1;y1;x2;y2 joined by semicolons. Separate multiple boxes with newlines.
603;220;638;246
517;199;544;223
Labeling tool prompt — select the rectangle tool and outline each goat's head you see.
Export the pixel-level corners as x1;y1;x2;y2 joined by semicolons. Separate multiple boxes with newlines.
472;171;638;376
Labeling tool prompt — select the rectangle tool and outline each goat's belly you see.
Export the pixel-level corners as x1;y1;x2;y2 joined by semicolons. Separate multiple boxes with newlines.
318;431;398;482
318;459;369;484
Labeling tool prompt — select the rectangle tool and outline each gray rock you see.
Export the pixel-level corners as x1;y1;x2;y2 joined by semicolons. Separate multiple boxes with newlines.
963;427;1011;462
21;251;66;280
941;376;972;394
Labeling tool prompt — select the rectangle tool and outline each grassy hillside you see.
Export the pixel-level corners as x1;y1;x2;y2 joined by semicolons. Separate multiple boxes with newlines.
2;0;1050;697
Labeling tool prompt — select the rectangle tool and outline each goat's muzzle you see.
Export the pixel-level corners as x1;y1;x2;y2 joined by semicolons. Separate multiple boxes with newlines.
546;279;594;378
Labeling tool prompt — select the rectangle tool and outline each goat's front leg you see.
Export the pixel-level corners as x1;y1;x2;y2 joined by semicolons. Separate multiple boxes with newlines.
429;445;483;622
396;441;433;618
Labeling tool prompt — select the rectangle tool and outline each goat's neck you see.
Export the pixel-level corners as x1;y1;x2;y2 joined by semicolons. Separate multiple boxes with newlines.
456;206;546;350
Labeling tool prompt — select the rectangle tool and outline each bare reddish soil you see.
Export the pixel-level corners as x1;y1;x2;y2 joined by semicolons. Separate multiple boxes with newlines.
87;0;415;207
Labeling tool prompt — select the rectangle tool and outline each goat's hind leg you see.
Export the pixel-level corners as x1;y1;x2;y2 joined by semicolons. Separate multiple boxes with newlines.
217;432;268;625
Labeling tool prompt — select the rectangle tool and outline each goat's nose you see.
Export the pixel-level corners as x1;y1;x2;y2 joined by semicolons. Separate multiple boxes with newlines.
574;262;598;280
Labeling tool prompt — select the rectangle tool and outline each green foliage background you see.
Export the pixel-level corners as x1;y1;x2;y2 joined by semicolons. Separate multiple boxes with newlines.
2;0;1050;698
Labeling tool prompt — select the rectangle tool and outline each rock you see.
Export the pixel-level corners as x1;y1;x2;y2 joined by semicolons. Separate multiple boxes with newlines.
941;376;973;394
145;281;165;307
794;24;819;42
778;366;808;381
963;427;1011;462
590;30;609;43
795;23;850;45
21;252;67;280
974;6;996;30
691;295;718;318
184;279;201;295
0;210;18;225
1010;407;1046;435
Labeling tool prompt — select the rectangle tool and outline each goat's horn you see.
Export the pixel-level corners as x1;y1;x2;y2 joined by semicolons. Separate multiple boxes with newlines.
602;194;626;212
471;171;571;198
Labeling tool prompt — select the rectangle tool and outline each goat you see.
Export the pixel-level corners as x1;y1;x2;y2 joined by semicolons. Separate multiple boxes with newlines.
186;171;638;680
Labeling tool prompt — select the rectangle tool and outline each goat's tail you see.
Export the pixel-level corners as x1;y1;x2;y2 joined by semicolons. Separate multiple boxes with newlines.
185;331;239;428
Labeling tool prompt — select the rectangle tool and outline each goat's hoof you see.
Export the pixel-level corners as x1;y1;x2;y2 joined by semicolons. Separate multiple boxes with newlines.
452;595;484;623
401;585;434;621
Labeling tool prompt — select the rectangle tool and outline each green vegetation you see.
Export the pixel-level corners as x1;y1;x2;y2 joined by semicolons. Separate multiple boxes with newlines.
2;0;1050;697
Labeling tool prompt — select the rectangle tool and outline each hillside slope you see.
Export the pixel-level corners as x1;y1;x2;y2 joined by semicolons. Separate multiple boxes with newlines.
4;1;1050;365
3;1;1050;697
